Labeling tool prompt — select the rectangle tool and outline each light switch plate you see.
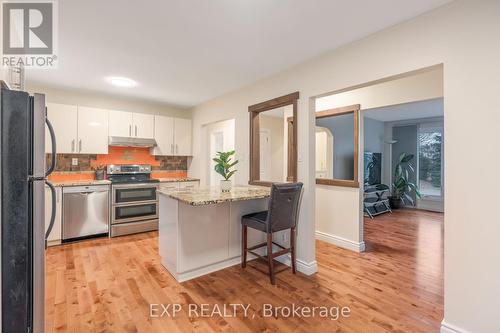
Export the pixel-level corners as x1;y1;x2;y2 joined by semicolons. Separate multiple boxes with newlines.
71;158;78;166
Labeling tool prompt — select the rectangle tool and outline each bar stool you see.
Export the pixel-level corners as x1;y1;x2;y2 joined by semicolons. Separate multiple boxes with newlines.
241;182;303;285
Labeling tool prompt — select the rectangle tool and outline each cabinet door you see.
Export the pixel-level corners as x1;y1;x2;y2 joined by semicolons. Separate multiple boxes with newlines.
132;113;155;138
173;118;192;156
45;186;62;245
109;110;133;137
77;107;109;154
45;103;78;153
153;115;174;155
159;182;179;191
178;181;199;190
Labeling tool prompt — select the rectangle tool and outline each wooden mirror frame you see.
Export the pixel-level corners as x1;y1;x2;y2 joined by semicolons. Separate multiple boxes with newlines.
249;92;299;186
315;104;360;188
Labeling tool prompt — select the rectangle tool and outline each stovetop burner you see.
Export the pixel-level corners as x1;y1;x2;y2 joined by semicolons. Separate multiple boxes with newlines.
107;164;159;184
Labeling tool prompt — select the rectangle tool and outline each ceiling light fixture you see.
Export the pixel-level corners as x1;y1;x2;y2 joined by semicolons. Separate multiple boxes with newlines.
106;76;137;87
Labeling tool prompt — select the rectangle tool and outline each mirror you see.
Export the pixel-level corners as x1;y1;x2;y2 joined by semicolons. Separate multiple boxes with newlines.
315;104;359;187
249;92;298;186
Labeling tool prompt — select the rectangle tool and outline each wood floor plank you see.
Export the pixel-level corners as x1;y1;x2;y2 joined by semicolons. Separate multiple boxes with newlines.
45;209;443;332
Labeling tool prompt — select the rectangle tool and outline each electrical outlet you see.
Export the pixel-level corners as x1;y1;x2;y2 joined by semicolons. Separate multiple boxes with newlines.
71;158;78;166
282;233;288;243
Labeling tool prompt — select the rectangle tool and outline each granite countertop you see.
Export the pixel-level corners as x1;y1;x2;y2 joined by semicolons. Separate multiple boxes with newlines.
50;179;111;187
158;185;270;206
155;178;200;183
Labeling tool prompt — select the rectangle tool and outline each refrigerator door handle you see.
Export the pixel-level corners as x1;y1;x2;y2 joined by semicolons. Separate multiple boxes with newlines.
44;180;57;249
45;114;57;177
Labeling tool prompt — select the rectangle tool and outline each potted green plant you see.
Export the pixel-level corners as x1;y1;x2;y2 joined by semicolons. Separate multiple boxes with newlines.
92;164;106;180
388;152;421;209
213;150;238;192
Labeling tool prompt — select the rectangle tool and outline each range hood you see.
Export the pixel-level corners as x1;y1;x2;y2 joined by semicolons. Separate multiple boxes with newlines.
108;136;157;148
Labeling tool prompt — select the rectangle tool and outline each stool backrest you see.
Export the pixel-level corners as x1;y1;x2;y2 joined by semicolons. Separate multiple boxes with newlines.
267;182;303;232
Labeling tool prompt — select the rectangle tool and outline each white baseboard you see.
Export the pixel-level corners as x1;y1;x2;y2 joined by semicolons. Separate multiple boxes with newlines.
275;255;318;275
441;320;470;333
315;231;365;252
164;256;239;283
169;252;318;282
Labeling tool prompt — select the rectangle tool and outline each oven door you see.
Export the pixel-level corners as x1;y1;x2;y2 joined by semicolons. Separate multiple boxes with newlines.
112;183;158;205
112;202;158;224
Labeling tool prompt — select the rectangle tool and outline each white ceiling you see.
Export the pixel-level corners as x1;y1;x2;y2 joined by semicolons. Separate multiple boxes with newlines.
363;98;444;122
26;0;451;108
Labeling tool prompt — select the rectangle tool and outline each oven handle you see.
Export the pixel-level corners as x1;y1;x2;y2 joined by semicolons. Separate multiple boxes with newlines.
111;183;159;189
112;200;158;207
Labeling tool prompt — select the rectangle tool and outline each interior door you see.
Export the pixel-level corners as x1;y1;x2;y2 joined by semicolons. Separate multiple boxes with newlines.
77;106;109;154
206;119;235;185
209;131;224;185
109;110;133;137
153;115;174;155
132;113;154;138
45;103;78;153
174;118;192;155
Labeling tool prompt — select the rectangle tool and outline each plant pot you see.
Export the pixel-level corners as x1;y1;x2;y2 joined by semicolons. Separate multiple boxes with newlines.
388;196;404;209
95;170;105;180
220;180;232;192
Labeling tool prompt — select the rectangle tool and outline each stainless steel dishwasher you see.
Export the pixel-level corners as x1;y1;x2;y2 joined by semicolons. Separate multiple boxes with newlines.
62;185;110;241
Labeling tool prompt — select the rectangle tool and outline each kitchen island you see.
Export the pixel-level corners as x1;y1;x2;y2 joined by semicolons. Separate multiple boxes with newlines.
158;186;271;282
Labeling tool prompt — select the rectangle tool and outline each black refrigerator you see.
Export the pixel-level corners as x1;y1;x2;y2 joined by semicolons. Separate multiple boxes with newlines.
1;87;57;333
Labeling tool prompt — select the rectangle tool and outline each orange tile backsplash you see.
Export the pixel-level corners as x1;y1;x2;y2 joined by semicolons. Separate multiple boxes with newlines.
48;172;95;182
48;170;188;182
91;146;160;167
151;170;188;179
47;146;188;182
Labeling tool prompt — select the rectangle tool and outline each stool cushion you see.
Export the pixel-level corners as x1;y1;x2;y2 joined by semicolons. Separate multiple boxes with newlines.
241;211;268;232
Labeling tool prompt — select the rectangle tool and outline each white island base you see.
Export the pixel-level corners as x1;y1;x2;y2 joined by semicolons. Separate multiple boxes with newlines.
158;187;271;282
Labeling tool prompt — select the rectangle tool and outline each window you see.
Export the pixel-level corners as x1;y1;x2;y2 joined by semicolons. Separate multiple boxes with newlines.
418;125;443;197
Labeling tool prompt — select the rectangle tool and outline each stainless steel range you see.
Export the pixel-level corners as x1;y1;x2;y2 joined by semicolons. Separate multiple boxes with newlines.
107;164;160;237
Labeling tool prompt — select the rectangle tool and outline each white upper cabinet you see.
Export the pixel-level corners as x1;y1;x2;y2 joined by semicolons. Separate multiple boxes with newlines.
153;115;174;155
153;116;192;156
46;103;108;154
45;103;78;154
109;110;134;137
174;118;192;156
109;110;154;139
132;113;154;139
77;107;109;154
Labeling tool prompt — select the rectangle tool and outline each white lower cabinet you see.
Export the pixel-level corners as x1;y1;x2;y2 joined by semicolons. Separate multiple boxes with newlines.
45;186;62;246
160;180;199;191
178;181;199;189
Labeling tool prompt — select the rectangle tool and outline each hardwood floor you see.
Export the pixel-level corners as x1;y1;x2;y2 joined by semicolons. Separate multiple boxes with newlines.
45;209;443;332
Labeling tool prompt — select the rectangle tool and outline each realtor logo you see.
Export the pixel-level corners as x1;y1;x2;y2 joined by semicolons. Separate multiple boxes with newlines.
1;0;58;68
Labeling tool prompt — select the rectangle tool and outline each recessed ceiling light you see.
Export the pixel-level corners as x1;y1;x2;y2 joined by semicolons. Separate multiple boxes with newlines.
106;76;137;87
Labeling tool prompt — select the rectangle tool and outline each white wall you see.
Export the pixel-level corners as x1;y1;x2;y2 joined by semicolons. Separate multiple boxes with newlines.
189;2;500;332
316;67;443;111
364;117;385;154
26;83;191;118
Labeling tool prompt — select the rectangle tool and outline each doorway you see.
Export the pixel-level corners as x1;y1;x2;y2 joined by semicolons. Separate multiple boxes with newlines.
206;119;235;186
312;65;444;330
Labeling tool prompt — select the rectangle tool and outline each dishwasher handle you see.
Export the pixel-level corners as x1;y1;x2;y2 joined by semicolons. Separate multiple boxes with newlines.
63;185;110;194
